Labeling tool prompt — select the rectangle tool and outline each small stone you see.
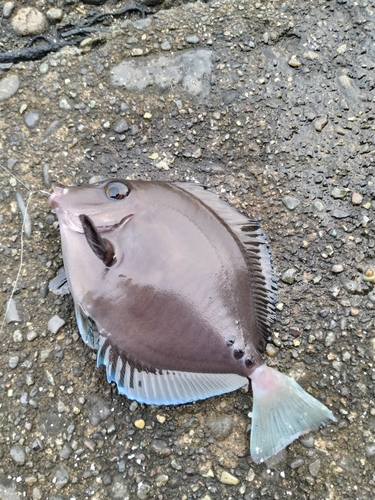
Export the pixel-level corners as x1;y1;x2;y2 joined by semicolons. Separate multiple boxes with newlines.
206;414;233;440
266;343;279;357
54;464;70;489
9;355;19;368
331;209;350;219
24;110;40;128
5;298;21;323
331;187;349;199
10;444;26;465
59;98;71;110
314;117;328;132
300;435;314;448
290;458;304;469
113;118;129;133
47;315;65;334
282;196;300;210
281;268;297;284
11;7;48;36
366;444;375;458
155;474;169;487
332;264;344;273
312;199;325;212
156;414;166;423
151;440;172;456
220;471;240;485
161;41;171;50
13;329;23;342
288;55;301;67
129;401;138;412
246;468;255;481
185;35;200;44
0;74;19;101
143;112;152;119
134;419;145;429
59;443;73;460
131;48;144;56
137;481;151;499
3;1;15;18
46;8;64;23
308;459;321;477
351;192;363;205
325;332;336;347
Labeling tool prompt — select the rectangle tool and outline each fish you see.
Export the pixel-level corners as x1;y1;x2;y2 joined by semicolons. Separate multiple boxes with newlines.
48;179;335;463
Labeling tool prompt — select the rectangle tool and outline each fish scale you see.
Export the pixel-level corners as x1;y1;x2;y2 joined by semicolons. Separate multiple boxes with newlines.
49;178;335;463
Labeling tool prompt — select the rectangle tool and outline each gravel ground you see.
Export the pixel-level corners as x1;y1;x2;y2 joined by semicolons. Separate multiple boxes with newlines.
0;0;375;499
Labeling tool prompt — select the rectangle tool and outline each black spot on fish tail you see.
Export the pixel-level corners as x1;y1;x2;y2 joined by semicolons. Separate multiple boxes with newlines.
79;214;116;267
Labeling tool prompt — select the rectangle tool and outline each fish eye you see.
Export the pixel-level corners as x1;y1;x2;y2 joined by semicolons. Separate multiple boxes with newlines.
104;181;129;200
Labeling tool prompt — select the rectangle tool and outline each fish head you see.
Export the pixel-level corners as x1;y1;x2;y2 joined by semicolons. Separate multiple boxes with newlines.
48;179;137;233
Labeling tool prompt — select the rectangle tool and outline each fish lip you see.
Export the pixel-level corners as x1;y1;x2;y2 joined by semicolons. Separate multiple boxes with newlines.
56;209;133;234
48;184;68;208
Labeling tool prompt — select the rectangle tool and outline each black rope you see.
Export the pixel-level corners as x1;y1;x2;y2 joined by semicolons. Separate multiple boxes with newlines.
0;6;146;64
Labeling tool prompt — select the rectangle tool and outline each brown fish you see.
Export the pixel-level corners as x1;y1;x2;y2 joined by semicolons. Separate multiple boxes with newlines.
48;179;335;462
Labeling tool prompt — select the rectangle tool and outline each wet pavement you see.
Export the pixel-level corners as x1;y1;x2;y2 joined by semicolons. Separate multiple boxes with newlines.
0;0;375;498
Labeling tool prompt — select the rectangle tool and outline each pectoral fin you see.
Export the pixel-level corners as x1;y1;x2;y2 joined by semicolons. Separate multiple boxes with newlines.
79;214;116;267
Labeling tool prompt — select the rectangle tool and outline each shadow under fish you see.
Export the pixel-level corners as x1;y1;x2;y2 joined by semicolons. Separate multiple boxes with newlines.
48;179;335;463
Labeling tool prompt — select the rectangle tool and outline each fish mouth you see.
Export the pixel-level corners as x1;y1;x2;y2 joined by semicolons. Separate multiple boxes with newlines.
63;212;133;234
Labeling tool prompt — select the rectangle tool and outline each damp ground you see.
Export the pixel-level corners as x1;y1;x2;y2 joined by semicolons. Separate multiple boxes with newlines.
0;0;375;499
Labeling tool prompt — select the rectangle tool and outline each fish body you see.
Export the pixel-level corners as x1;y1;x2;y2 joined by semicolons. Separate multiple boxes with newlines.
49;179;335;462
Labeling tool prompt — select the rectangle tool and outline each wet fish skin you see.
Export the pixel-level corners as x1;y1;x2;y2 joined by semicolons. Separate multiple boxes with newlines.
49;179;335;463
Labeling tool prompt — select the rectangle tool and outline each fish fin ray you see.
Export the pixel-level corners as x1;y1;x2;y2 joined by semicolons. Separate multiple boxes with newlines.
250;365;335;464
174;183;277;350
74;303;100;349
96;339;247;405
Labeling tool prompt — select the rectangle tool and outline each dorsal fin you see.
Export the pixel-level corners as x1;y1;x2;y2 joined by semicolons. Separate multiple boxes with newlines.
174;183;278;351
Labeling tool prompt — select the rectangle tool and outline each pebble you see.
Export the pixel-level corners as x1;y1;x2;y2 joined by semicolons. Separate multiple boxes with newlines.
314;116;328;132
47;315;65;334
113;118;129;133
220;471;240;485
129;401;138;412
54;464;70;489
331;187;349;199
332;264;344;273
137;481;151;499
312;199;325;212
24;110;40;128
0;74;19;101
9;355;19;368
365;444;375;458
331;209;350;218
266;343;279;357
46;8;64;23
161;41;171;51
300;435;314;448
131;48;144;56
281;268;296;284
288;55;301;67
290;458;304;469
185;35;200;44
10;444;26;465
282;196;300;210
351;192;363;205
134;419;145;429
151;439;172;456
308;459;321;477
3;1;15;18
324;331;336;347
11;7;48;36
156;414;166;423
155;474;169;487
206;414;233;440
5;298;21;323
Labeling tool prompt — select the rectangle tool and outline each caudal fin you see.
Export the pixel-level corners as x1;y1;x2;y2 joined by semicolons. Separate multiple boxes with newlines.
249;365;335;463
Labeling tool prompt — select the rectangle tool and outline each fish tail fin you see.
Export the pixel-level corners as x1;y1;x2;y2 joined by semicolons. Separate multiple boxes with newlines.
249;365;335;463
